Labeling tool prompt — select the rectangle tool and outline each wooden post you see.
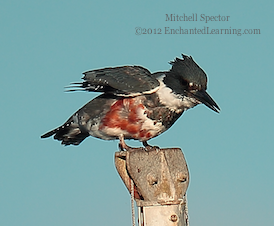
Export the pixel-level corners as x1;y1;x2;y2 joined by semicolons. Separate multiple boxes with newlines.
115;147;189;226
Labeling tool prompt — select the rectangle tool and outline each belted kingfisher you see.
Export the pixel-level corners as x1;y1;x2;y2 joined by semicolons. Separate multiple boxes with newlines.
41;54;220;150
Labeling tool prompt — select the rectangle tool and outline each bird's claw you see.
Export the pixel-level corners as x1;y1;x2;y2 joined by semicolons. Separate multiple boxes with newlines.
118;135;159;152
142;141;160;152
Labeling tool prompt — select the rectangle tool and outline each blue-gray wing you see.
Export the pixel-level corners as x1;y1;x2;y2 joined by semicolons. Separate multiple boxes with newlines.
68;66;160;97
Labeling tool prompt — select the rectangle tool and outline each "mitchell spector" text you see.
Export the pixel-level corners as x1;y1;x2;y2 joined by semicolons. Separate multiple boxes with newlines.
166;13;230;23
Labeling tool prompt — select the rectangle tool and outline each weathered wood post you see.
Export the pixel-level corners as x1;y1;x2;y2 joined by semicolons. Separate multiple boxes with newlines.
115;147;189;226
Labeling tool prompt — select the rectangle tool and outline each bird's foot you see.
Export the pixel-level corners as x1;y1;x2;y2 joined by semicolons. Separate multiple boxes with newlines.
142;141;160;152
118;135;130;151
118;135;144;152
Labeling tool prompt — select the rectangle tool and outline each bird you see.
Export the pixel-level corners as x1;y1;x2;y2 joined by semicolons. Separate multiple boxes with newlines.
41;54;220;150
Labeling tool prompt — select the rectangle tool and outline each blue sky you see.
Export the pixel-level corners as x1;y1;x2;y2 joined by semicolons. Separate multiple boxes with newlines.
1;1;273;225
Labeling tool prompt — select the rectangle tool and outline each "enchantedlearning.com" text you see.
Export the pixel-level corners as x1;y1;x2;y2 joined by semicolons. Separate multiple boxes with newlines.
135;26;260;36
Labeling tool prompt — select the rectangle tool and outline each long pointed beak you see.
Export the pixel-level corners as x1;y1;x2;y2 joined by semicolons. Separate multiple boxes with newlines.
193;90;220;113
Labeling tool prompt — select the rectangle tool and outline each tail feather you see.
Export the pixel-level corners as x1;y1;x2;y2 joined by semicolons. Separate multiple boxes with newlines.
41;121;89;146
41;128;59;139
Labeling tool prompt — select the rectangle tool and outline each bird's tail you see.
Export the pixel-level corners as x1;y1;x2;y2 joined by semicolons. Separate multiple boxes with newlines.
41;118;89;146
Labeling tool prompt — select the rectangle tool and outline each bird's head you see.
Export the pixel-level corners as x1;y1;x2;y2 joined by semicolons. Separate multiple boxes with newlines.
164;54;220;113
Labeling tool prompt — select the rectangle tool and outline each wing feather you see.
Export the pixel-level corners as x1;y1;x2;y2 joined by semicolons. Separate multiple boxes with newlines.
67;66;160;97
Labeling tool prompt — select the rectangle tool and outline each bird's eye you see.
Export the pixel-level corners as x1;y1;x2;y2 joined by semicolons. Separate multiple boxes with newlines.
187;82;196;90
188;82;201;91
